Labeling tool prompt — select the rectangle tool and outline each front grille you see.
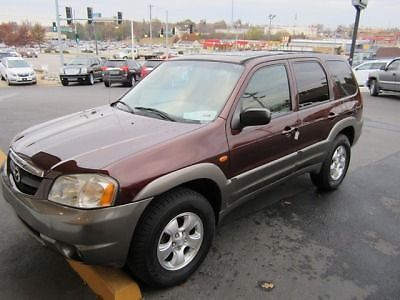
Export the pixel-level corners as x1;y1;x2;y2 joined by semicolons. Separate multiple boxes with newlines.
18;73;29;77
7;152;43;195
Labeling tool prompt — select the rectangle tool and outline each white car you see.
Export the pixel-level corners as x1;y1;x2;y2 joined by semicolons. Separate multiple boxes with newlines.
113;48;139;59
0;57;37;85
353;59;391;86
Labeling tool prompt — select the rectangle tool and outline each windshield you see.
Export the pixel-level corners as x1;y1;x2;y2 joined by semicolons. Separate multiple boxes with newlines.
7;60;30;68
120;60;244;123
68;58;91;65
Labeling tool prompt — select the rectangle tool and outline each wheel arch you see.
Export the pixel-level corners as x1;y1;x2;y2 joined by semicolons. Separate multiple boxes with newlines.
132;163;229;224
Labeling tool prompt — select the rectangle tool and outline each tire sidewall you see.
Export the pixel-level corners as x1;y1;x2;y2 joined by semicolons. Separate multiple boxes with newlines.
136;191;215;287
326;135;351;189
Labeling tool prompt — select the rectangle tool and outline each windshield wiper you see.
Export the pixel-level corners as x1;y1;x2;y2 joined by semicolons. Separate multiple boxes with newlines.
114;100;135;114
134;106;176;122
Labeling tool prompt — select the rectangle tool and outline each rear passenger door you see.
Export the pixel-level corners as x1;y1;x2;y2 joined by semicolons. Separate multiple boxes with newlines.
227;61;300;203
291;59;343;169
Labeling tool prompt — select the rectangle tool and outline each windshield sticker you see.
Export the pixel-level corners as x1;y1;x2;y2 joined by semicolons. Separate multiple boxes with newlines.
183;111;217;122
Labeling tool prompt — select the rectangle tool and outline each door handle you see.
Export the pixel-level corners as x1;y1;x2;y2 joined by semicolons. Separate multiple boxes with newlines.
328;112;338;120
282;126;295;136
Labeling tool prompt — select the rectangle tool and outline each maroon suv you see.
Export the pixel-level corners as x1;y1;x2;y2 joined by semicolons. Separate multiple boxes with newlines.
1;52;363;288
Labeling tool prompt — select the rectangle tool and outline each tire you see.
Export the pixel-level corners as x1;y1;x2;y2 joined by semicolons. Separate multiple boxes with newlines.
104;81;110;87
127;187;215;288
128;75;136;87
87;73;94;85
310;134;351;191
369;79;379;96
61;80;69;86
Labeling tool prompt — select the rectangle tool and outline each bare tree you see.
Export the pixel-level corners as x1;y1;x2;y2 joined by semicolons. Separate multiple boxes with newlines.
31;23;46;52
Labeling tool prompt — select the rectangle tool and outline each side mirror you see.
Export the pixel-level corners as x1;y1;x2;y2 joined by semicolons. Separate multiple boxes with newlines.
240;108;272;128
380;65;387;71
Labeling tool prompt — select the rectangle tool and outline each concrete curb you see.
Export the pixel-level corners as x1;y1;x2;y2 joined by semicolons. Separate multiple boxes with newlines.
68;261;142;300
0;150;5;166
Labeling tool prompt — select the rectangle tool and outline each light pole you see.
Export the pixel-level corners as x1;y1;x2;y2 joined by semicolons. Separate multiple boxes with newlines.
349;0;368;66
268;14;276;44
54;0;64;66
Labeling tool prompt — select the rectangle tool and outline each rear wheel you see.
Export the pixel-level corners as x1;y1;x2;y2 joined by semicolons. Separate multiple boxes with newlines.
128;75;136;87
369;79;379;96
127;188;215;288
104;81;110;87
310;134;351;191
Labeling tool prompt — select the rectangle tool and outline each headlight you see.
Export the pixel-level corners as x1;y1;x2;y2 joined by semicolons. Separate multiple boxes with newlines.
48;174;118;209
80;67;88;74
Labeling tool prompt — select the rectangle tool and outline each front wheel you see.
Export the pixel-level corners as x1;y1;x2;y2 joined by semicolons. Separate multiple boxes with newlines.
310;134;351;191
86;73;94;85
369;79;379;96
127;188;215;288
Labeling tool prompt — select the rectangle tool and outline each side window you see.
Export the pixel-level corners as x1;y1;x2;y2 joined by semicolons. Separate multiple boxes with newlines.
371;62;386;69
293;61;329;107
240;64;291;115
326;60;357;98
387;60;400;71
356;63;372;71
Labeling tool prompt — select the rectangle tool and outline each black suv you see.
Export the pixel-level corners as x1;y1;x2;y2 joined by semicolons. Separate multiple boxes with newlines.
59;57;104;86
367;57;400;96
102;59;141;87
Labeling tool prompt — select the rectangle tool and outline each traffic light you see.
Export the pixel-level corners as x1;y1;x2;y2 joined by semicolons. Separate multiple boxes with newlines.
172;27;176;35
75;33;80;44
189;24;193;34
160;27;164;37
65;7;73;25
52;22;57;32
117;11;123;24
87;7;93;24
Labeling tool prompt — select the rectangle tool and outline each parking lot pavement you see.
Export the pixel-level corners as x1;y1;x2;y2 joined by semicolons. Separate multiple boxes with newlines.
0;85;399;299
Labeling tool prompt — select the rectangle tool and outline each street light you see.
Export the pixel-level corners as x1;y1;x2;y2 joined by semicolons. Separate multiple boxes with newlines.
349;0;368;66
268;14;276;44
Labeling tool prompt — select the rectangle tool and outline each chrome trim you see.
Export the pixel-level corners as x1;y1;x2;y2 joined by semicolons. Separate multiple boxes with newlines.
9;149;44;178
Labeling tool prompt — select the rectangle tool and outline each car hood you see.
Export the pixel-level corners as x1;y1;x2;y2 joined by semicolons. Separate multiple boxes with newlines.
8;67;33;74
11;105;202;173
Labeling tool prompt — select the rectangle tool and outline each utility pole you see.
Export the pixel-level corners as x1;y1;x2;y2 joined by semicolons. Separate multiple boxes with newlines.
93;22;98;55
148;4;153;47
268;14;276;45
73;9;78;46
165;10;169;58
54;0;64;66
131;20;135;59
349;0;368;66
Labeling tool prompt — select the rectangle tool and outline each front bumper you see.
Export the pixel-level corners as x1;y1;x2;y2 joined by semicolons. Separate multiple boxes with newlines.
60;74;89;82
1;166;151;267
8;76;36;84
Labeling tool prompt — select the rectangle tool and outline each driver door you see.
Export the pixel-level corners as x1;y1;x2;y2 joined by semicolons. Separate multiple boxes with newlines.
380;60;400;91
226;61;300;204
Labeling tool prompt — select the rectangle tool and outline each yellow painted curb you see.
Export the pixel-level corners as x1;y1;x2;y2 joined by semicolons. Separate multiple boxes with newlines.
0;150;6;166
68;260;142;300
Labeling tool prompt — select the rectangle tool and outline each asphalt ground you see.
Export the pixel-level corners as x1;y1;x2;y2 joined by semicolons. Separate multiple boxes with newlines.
0;83;399;299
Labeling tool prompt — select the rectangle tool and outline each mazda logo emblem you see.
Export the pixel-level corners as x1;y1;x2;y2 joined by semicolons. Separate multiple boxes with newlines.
13;166;21;183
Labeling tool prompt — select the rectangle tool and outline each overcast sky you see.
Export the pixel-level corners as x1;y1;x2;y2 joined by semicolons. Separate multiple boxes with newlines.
0;0;399;29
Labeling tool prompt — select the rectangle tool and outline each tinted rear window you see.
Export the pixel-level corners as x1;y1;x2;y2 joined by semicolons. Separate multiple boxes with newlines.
106;60;126;67
326;60;357;98
144;60;162;68
293;61;330;107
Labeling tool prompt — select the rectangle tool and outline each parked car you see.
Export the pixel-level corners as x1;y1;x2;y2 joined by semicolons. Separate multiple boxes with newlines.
113;48;139;60
140;59;163;78
1;52;363;288
0;57;36;85
19;48;39;58
367;57;400;96
0;50;19;62
102;59;141;87
352;59;391;86
59;57;103;86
